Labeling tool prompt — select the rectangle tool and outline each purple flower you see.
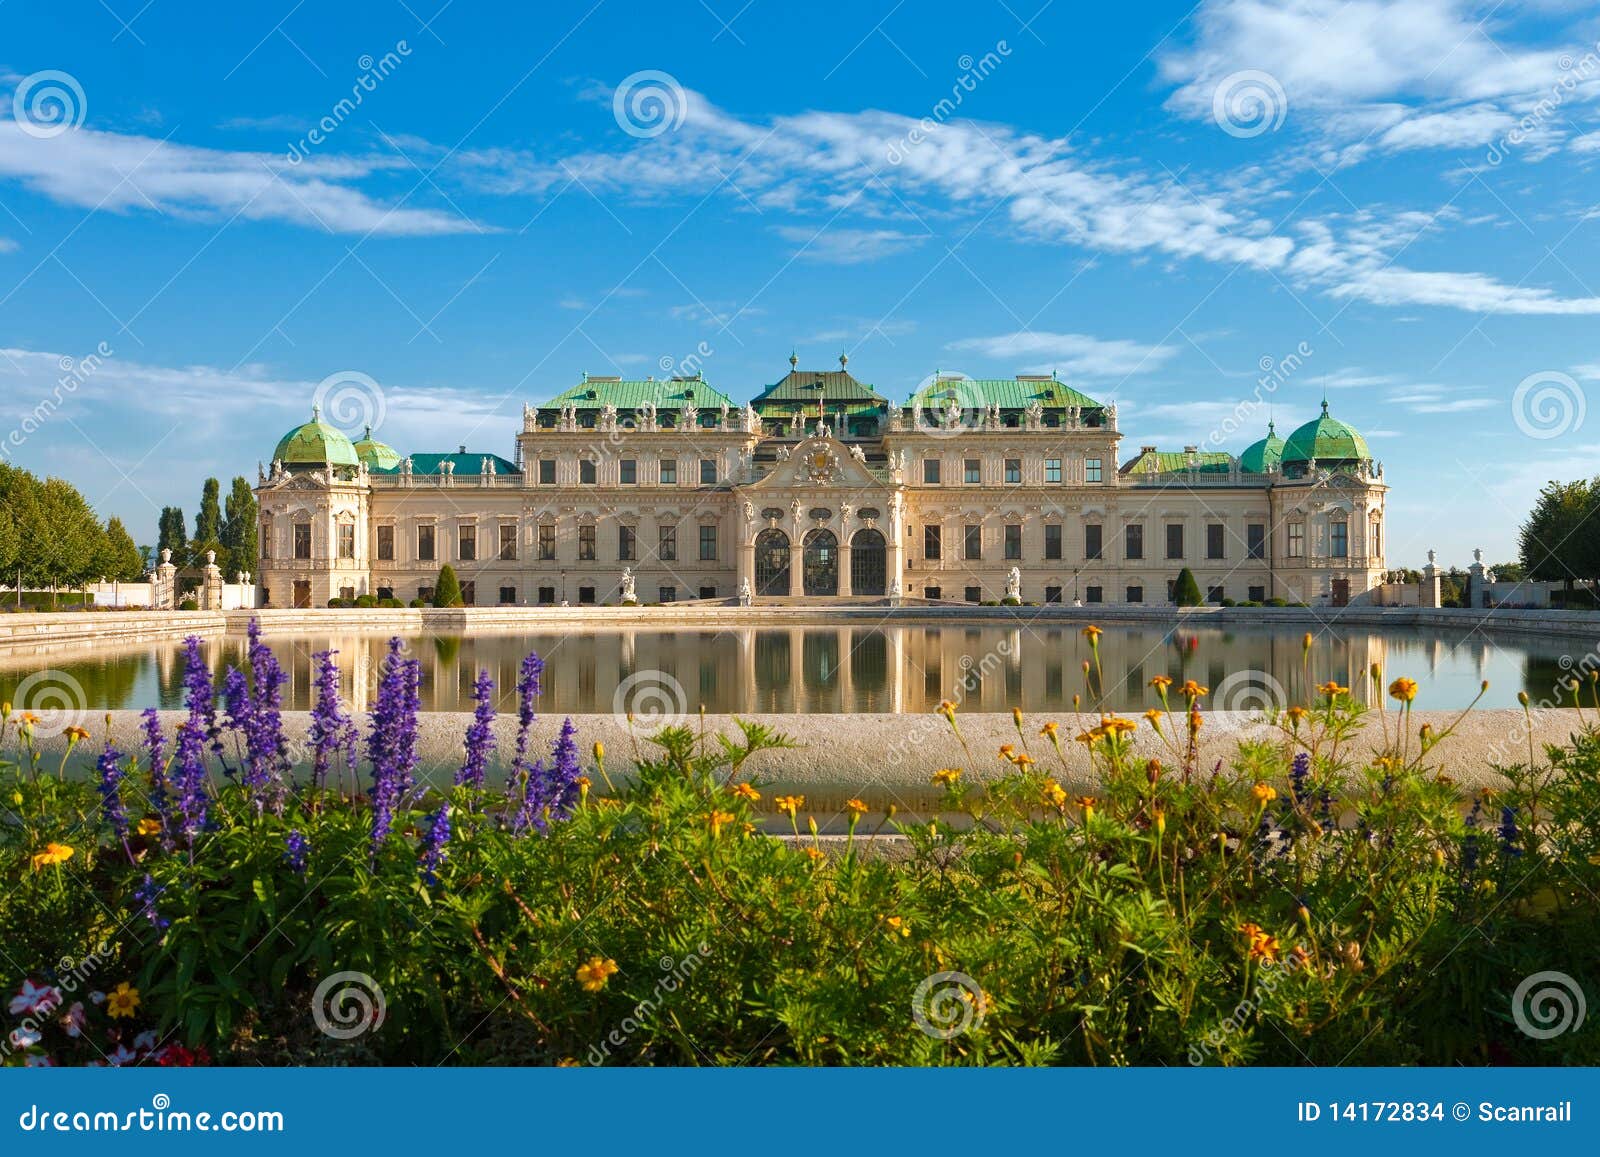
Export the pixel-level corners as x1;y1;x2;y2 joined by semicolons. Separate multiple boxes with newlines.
308;650;358;793
240;619;290;812
367;638;422;857
284;829;308;875
1289;750;1310;806
505;651;544;812
181;635;224;759
518;718;582;834
141;708;173;838
454;669;498;791
170;721;211;844
419;804;451;887
1498;805;1522;857
133;873;169;931
96;740;129;841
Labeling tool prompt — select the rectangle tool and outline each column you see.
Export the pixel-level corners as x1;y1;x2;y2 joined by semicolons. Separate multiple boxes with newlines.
839;538;853;597
789;539;804;597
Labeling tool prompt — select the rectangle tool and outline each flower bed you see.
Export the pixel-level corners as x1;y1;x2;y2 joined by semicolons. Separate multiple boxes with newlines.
3;621;1598;1066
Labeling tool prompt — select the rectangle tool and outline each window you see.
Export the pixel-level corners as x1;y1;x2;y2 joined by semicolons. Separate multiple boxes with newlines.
924;586;942;600
578;525;596;561
376;586;393;600
459;525;476;562
620;459;637;485
578;586;595;605
619;525;636;562
537;586;555;605
1125;523;1143;560
460;581;476;606
260;520;273;560
1045;586;1062;604
659;586;676;603
1165;523;1184;560
1084;524;1103;560
1085;458;1102;483
963;524;982;560
580;460;597;485
1247;523;1265;560
659;458;677;485
1248;585;1265;602
417;524;434;562
338;523;355;560
659;524;677;561
417;585;434;603
699;525;718;561
924;525;942;560
1045;524;1062;560
1045;458;1062;484
1371;517;1382;557
499;586;516;605
1004;458;1021;485
339;585;356;602
1331;520;1348;558
964;459;981;485
1004;524;1022;560
1208;585;1224;604
1127;585;1144;604
294;522;312;560
700;459;717;484
499;524;517;561
1288;522;1305;558
965;586;981;603
538;459;556;484
538;524;556;560
923;458;941;484
1085;586;1103;603
377;525;394;561
698;586;717;600
1207;523;1225;560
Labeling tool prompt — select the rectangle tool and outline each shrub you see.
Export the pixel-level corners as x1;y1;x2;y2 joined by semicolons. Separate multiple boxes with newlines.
1172;567;1202;606
409;598;427;608
354;594;379;608
1266;596;1289;607
378;597;404;608
433;565;464;608
177;598;199;611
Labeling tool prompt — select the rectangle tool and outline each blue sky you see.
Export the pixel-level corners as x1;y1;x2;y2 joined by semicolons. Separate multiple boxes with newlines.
2;0;1599;567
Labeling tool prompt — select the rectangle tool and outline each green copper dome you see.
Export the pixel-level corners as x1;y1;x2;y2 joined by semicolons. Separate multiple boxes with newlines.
352;424;401;470
1239;420;1285;473
1281;401;1371;466
272;406;360;467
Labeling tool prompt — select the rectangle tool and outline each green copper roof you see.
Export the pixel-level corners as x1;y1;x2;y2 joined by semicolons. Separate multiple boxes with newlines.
906;374;1103;411
1120;448;1234;475
1281;402;1371;465
273;407;360;467
372;451;521;476
353;425;402;470
751;356;889;415
1238;421;1285;474
543;374;738;412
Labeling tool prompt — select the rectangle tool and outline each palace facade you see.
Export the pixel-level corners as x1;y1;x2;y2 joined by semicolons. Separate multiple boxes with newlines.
254;355;1387;609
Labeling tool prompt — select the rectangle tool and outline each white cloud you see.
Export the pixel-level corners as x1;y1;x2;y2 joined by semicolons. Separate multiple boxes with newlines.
773;225;928;264
947;331;1177;378
0;236;16;252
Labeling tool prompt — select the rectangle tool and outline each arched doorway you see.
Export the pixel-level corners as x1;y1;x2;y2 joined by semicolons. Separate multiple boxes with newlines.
803;529;839;596
754;529;790;596
850;528;887;595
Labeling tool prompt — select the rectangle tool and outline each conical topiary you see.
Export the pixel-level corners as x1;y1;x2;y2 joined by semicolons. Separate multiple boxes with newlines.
433;564;464;608
1173;567;1202;607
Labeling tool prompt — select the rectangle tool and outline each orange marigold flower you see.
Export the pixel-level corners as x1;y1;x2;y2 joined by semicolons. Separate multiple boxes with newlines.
801;846;825;863
932;768;962;787
1039;721;1059;740
937;700;958;722
1388;677;1418;703
1286;706;1308;725
844;798;869;818
64;725;91;743
1149;675;1173;691
30;842;74;870
1317;681;1349;697
1010;752;1037;767
1249;935;1281;963
731;782;760;802
1179;680;1208;699
774;794;805;817
707;809;735;838
575;956;619;992
1041;780;1068;808
998;743;1016;761
1237;922;1264;941
884;915;911;937
1250;782;1278;805
1143;708;1163;730
1101;715;1137;736
135;818;162;838
1082;624;1103;642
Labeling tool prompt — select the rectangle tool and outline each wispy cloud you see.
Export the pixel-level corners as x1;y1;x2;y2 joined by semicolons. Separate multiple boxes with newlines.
947;331;1177;378
773;225;929;264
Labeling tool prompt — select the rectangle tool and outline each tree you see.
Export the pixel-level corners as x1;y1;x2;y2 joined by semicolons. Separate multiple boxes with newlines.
1173;567;1202;607
99;517;146;582
192;478;225;570
1490;561;1526;583
157;506;187;564
221;476;258;579
1520;479;1599;589
433;564;464;608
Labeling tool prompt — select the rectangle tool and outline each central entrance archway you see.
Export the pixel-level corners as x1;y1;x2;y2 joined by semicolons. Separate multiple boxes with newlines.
849;528;887;595
803;529;838;596
754;529;790;596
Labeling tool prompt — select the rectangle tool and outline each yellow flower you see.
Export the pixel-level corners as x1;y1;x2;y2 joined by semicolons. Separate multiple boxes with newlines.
1143;708;1162;730
997;743;1016;761
884;915;911;937
1039;721;1059;741
937;700;958;723
135;818;162;838
774;794;805;818
1237;921;1263;941
707;809;735;838
1149;675;1172;692
1388;677;1418;703
1250;782;1277;805
1075;795;1096;819
30;842;75;870
1286;706;1308;725
106;981;140;1019
64;725;91;744
844;798;868;818
592;741;604;761
576;956;619;992
1041;779;1068;809
556;1057;581;1067
1100;714;1136;737
731;782;761;802
1249;935;1281;963
1179;680;1208;700
1317;681;1349;697
1082;624;1103;642
1012;707;1024;728
931;768;962;787
1010;752;1037;767
1302;632;1314;652
801;846;825;863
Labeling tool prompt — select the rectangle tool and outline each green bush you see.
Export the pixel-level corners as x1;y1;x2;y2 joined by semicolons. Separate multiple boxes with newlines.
409;598;427;608
177;598;199;611
1266;597;1289;607
354;595;379;608
1172;567;1202;606
378;597;404;608
433;565;464;608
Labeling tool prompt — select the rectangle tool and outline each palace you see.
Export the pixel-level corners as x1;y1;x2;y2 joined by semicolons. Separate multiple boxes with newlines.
253;354;1387;609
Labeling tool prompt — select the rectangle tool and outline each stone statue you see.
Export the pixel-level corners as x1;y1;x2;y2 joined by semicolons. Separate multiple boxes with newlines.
743;403;759;433
849;444;866;463
775;446;791;462
719;401;730;429
160;548;172;565
738;576;752;607
839;502;853;525
743;500;755;523
1427;548;1436;567
401;456;414;477
789;498;803;520
1005;566;1021;601
1472;548;1483;565
889;578;902;600
681;403;696;428
483;457;495;476
620;566;637;603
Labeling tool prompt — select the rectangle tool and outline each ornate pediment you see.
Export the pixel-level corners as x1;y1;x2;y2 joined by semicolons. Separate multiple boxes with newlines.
743;434;883;492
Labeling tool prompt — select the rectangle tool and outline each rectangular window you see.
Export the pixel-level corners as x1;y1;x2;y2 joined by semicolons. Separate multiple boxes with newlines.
1372;518;1381;557
1248;585;1265;602
376;525;394;561
337;523;354;560
964;459;981;485
1125;523;1144;560
963;524;982;560
699;525;718;561
294;522;312;560
1004;458;1021;485
659;524;677;561
1045;458;1062;484
1207;523;1225;560
1165;523;1184;560
923;458;941;484
417;524;434;562
460;581;475;607
459;525;476;562
1127;585;1144;604
698;586;717;600
417;585;434;604
499;524;517;561
1085;585;1103;604
1044;524;1062;560
1288;523;1305;558
1247;523;1265;560
619;525;636;562
538;459;556;485
499;586;516;605
924;525;942;561
659;586;676;603
699;459;717;485
260;520;272;560
1004;524;1021;560
1331;520;1348;558
1085;458;1102;483
1208;586;1225;604
1045;586;1062;604
965;585;981;603
620;459;637;485
578;586;595;605
1084;524;1103;561
537;586;555;605
538;524;556;560
580;460;597;485
924;586;942;600
578;525;596;561
659;458;677;485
